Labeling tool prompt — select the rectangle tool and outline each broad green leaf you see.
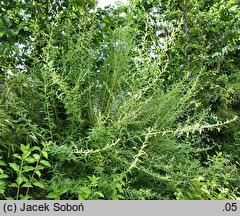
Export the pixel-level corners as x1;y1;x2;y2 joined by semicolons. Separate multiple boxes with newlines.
33;181;46;189
36;165;45;171
16;176;23;185
0;174;8;179
59;188;68;194
9;183;18;187
33;154;40;160
47;192;60;200
35;170;41;177
22;182;33;188
42;151;48;159
40;160;51;168
22;165;35;173
22;176;29;183
0;161;7;166
22;151;31;159
30;146;41;152
79;187;91;200
13;154;22;160
9;163;20;172
0;181;5;186
25;156;36;163
21;144;30;153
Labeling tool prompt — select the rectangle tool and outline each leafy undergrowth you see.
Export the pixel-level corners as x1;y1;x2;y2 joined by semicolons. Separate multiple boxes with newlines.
0;0;239;200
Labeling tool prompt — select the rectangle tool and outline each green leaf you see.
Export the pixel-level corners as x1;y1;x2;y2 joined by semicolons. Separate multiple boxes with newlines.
22;150;31;159
88;175;100;187
6;197;14;200
22;182;33;188
22;176;29;183
16;176;23;185
9;163;20;172
33;154;40;160
36;165;45;171
78;187;91;200
47;192;60;200
94;191;105;198
25;156;36;163
0;181;5;186
0;161;7;166
33;181;45;189
40;160;51;168
0;31;4;37
9;183;18;187
0;174;8;179
35;170;41;177
20;194;32;200
21;144;30;153
13;154;22;160
30;146;41;152
59;188;68;194
42;151;48;159
0;188;5;194
22;165;35;173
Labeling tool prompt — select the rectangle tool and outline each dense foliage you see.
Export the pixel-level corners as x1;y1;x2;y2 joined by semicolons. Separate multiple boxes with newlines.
0;0;239;200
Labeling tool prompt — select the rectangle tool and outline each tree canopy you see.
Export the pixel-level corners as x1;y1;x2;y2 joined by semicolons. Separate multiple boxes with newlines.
0;0;239;200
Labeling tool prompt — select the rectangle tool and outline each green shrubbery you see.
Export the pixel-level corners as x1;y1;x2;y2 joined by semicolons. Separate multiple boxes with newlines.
0;0;239;200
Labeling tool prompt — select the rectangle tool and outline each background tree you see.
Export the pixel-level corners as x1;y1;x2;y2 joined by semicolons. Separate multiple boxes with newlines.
0;0;239;200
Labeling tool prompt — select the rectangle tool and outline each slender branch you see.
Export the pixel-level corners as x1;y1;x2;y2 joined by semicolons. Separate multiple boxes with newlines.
73;139;120;155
